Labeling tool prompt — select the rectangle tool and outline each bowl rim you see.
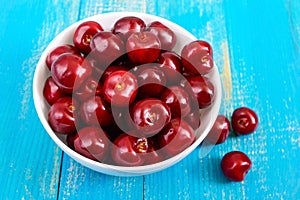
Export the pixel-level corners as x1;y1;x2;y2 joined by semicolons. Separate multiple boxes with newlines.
33;11;222;176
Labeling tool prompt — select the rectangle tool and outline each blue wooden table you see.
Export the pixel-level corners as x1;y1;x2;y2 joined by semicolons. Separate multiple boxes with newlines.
1;0;300;199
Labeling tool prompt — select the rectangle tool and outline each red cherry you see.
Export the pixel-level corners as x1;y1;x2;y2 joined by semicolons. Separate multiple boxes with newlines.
73;126;110;162
126;31;161;64
134;64;166;98
80;96;113;127
100;65;128;83
148;21;176;51
206;115;230;144
103;70;138;107
112;16;146;40
130;98;171;137
157;51;183;83
48;97;78;135
73;21;103;54
142;138;165;165
90;31;125;67
181;40;214;75
74;77;102;102
231;107;258;135
221;151;252;182
43;77;65;105
111;53;135;69
160;86;191;118
186;75;214;108
183;110;201;130
51;54;92;93
158;118;195;157
66;133;76;150
111;134;147;166
46;44;80;70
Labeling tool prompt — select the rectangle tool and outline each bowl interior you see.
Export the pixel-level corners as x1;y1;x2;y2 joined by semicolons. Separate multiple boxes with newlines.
33;12;222;176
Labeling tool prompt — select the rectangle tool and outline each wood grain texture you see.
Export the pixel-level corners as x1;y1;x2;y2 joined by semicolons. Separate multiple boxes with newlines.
0;0;299;199
0;0;80;199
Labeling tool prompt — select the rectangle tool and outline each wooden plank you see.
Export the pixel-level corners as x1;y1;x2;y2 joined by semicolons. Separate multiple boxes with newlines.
0;0;80;199
57;1;145;199
221;0;300;198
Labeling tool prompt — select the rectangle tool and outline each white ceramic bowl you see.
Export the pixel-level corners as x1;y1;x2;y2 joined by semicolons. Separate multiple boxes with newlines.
33;12;222;176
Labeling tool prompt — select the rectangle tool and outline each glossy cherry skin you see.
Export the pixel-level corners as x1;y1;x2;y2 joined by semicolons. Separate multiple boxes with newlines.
73;127;110;162
221;151;252;182
80;96;114;127
126;31;161;64
158;118;195;157
142;138;165;165
134;64;167;98
43;77;65;105
157;51;183;84
100;65;128;83
161;86;191;119
130;98;171;137
90;31;125;67
74;77;102;102
181;40;214;75
111;53;135;69
148;21;176;51
103;70;138;107
51;54;92;93
46;44;80;70
206;115;230;144
231;107;258;135
112;16;146;40
73;21;103;54
111;134;147;166
186;75;214;108
48;97;78;135
183;110;201;130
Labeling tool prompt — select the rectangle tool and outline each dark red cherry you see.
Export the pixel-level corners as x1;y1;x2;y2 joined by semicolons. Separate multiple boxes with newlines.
48;97;78;134
100;65;128;83
126;31;161;64
112;16;146;40
221;151;252;182
183;110;201;130
157;51;183;83
51;54;92;93
73;126;109;162
110;53;135;69
231;107;258;135
181;40;214;75
74;77;102;102
111;134;147;166
206;115;230;144
46;44;80;70
161;86;191;118
130;98;171;137
43;77;65;105
134;64;166;98
66;133;76;150
103;70;138;107
158;118;195;157
148;21;176;51
80;96;113;127
90;31;125;67
187;75;214;108
73;21;103;54
142;138;165;165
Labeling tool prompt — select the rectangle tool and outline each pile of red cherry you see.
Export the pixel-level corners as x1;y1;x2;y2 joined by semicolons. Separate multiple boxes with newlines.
42;16;258;181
